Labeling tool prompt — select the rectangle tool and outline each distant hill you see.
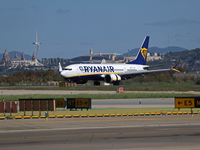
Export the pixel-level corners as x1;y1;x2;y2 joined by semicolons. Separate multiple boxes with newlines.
147;48;200;72
0;51;32;60
122;46;187;56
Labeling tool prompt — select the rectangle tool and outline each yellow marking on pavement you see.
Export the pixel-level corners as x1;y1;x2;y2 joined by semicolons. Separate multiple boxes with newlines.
0;117;200;125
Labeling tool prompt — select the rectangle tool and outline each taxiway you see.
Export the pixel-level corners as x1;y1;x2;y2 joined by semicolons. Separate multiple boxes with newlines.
0;115;200;150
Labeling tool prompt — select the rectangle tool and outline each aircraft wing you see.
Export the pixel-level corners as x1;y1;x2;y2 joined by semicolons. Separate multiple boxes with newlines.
120;60;180;79
119;68;176;79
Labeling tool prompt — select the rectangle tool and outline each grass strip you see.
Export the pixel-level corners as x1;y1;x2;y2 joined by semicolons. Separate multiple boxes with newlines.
1;81;200;91
0;93;200;101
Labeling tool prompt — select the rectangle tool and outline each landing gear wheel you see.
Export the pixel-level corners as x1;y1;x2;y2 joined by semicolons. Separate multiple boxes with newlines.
113;82;120;86
94;81;100;86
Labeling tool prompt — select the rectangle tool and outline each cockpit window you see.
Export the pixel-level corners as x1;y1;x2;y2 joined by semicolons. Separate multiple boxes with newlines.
64;68;72;71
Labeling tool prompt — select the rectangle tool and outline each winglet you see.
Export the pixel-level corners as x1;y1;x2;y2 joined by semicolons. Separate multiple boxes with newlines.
172;60;180;72
59;62;62;73
127;36;149;65
173;68;180;73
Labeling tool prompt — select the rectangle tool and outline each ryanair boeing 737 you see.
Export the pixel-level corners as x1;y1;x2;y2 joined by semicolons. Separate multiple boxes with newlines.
59;36;179;85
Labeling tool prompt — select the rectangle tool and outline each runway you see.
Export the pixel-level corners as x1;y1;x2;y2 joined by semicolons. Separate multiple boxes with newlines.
1;115;200;150
0;89;200;95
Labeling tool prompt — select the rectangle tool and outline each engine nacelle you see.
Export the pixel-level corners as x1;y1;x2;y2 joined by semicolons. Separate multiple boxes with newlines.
104;74;121;83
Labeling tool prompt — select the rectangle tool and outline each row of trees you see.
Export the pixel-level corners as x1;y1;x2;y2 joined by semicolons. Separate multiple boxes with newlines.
0;69;64;84
0;68;199;85
123;70;200;85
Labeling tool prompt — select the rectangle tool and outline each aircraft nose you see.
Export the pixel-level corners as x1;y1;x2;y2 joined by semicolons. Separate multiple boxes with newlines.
60;71;65;77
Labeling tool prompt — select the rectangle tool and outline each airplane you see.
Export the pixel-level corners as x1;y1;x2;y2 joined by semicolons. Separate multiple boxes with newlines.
59;36;179;85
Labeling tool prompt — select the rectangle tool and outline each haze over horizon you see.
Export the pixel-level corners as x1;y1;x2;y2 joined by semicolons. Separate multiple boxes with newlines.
0;0;199;59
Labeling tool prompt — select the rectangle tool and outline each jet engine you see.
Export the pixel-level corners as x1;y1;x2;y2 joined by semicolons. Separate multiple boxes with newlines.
104;74;121;83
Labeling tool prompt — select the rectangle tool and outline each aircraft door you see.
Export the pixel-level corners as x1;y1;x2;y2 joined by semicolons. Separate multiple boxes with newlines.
124;67;127;73
77;68;80;75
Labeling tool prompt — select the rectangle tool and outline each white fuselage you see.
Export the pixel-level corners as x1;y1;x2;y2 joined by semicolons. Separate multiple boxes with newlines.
60;63;148;81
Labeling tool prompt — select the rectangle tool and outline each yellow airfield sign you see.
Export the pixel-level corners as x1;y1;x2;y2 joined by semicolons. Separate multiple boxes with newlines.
75;98;90;108
56;98;65;108
67;98;91;110
175;98;195;108
175;97;200;108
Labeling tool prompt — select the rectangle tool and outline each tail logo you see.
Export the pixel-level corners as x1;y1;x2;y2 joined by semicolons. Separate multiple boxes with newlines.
141;48;148;60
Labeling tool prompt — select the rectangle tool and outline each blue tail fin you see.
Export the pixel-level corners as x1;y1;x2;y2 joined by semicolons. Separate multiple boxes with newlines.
127;36;149;65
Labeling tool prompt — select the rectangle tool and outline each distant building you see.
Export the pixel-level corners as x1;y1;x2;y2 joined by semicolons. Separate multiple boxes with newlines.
90;48;93;55
147;53;164;61
123;53;163;63
0;49;44;68
41;49;165;70
69;49;118;64
32;52;37;61
1;49;10;65
41;57;69;66
71;49;164;64
21;52;25;61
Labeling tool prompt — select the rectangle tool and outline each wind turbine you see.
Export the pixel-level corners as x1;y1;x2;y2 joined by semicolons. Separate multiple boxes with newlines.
32;31;41;60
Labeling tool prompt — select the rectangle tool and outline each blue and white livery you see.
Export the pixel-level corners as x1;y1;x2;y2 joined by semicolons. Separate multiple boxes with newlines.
59;36;179;85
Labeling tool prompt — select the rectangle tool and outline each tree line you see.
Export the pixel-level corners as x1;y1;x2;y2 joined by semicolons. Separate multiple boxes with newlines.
123;68;200;85
0;69;64;85
0;68;199;85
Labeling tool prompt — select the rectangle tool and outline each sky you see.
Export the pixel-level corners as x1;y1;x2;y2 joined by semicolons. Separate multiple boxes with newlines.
0;0;200;59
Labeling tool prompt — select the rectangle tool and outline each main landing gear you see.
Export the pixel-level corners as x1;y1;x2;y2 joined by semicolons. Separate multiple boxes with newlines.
113;82;120;86
94;81;100;86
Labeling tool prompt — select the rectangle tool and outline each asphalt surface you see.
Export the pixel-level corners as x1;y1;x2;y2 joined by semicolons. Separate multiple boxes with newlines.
0;89;175;108
1;115;200;150
0;89;186;109
0;89;200;149
0;89;200;95
92;98;174;108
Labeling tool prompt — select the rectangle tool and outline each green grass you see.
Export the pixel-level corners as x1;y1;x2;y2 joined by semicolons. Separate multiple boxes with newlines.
0;81;200;101
1;93;200;101
1;81;200;91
